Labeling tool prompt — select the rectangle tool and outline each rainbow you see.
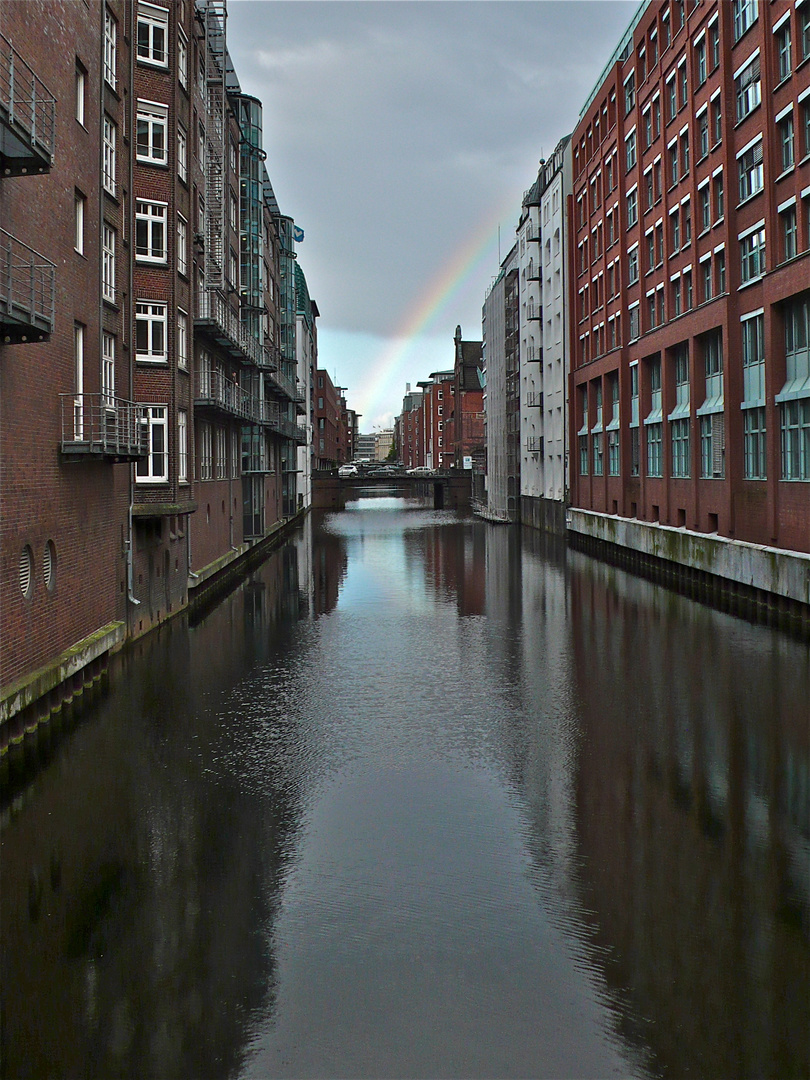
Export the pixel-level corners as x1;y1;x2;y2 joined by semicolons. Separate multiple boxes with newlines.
353;187;524;423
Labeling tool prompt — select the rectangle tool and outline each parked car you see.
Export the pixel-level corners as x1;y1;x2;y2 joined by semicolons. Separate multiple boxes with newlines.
338;464;359;477
406;466;435;475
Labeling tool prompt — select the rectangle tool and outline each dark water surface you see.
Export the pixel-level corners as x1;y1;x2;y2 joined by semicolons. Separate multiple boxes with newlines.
1;497;808;1079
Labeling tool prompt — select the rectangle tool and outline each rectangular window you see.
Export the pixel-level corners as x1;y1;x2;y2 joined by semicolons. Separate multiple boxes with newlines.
629;304;640;341
672;276;682;316
178;410;188;483
608;430;621;476
177;213;188;275
698;111;709;160
683;198;691;245
709;20;720;70
626;129;637;171
671;208;680;250
803;101;810;158
137;3;169;67
714;174;724;221
669;141;679;186
73;322;84;440
102;331;115;406
684;268;693;309
712;97;722;145
738;139;763;201
627;187;638;226
628;246;639;284
102;223;116;302
700;186;711;231
733;0;758;43
695;38;707;86
135;200;167;262
578;387;589;475
671;418;690;477
178;30;188;88
802;5;810;63
177;309;188;369
741;311;765;405
777;22;792;82
199;422;213;481
740;226;766;283
783;206;798;261
75;62;85;125
679;61;687;108
135;301;167;362
136;101;168;164
625;71;635;115
216;427;227;480
104;9;117;89
647;422;663;476
681;130;689;175
702;258;713;302
177;124;187;182
781;400;810;480
103;115;116;196
136;407;168;482
744;408;767;479
668;75;677;122
74;191;85;254
735;53;761;122
780;114;794;173
716;249;726;293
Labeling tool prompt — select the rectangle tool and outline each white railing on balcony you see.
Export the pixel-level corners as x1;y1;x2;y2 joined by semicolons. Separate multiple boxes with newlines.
196;367;254;420
0;33;56;165
194;290;263;367
526;436;544;453
0;228;55;336
60;394;148;459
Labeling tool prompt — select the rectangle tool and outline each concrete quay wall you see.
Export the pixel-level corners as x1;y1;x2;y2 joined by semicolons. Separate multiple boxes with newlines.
567;509;810;636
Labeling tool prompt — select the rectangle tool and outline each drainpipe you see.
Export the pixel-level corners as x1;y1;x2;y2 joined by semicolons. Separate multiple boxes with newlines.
124;2;139;607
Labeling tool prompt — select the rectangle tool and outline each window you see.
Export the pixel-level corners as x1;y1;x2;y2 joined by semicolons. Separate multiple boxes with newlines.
578;387;589;475
802;5;810;63
779;113;794;173
135;302;167;362
668;75;677;122
630;363;640;474
74;191;85;254
230;191;238;232
104;9;117;89
607;375;620;475
733;0;758;43
199;422;213;480
684;268;693;309
629;303;640;341
103;115;116;195
137;3;169;67
741;311;765;407
102;332;115;406
700;186;711;231
740;226;765;284
783;206;798;261
645;168;654;210
671;208;681;250
177;124;187;182
650;29;658;67
178;30;188;88
712;97;722;145
102;223;116;303
709;20;720;71
647;384;663;479
136;406;168;482
216;427;227;480
177;309;188;369
628;245;639;284
135;200;167;262
781;400;810;479
178;410;188;483
625;71;635;115
702;257;713;302
73;322;84;439
627;187;638;226
592;383;604;476
177;213;188;275
75;62;85;125
663;10;671;50
738;139;763;201
698;111;709;160
683;197;691;244
714;174;724;221
626;128;637;171
672;276;682;316
695;37;707;87
744;408;767;479
716;249;726;293
735;53;761;122
644;106;653;149
646;230;655;272
679;61;688;108
698;329;725;478
803;101;810;159
776;21;792;82
136;101;168;164
669;141;679;185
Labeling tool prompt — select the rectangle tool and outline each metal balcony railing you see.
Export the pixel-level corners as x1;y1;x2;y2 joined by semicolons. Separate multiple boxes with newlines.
60;394;149;460
525;392;544;409
265;364;299;402
196;367;255;420
194;291;264;368
0;33;55;174
526;436;544;453
0;228;55;342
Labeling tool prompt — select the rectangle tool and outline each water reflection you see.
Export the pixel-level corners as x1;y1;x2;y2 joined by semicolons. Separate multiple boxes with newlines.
0;499;807;1079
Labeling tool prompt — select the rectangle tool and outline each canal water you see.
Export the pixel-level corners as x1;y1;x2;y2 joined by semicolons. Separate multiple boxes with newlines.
1;495;808;1079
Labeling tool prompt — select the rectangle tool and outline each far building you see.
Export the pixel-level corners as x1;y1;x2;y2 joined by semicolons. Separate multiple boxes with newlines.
483;243;520;519
452;326;485;470
313;368;342;469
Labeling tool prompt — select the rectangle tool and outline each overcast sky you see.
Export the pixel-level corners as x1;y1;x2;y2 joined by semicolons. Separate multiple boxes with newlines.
226;1;637;430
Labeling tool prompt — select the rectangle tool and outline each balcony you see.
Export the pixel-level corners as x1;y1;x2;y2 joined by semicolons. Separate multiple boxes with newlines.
194;291;263;367
526;436;544;454
196;368;255;421
265;363;299;402
60;394;148;461
525;392;544;409
0;34;55;176
0;229;55;342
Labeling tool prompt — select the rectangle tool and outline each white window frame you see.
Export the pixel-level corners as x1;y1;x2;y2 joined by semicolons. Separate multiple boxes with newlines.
75;62;85;125
177;309;188;369
135;301;167;362
178;29;188;89
135;200;167;263
102;222;116;303
136;3;169;68
74;191;85;254
136;406;169;483
103;114;116;196
178;409;188;483
735;52;761;123
104;9;117;89
136;100;168;165
177;213;188;276
177;123;187;183
102;331;115;406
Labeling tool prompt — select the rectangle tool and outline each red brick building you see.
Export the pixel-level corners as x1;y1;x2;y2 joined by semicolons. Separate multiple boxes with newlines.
452;325;485;470
313;368;343;469
417;371;455;470
569;0;810;554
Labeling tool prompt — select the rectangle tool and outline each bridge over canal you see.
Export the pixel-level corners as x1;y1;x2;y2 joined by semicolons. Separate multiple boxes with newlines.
312;471;473;512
